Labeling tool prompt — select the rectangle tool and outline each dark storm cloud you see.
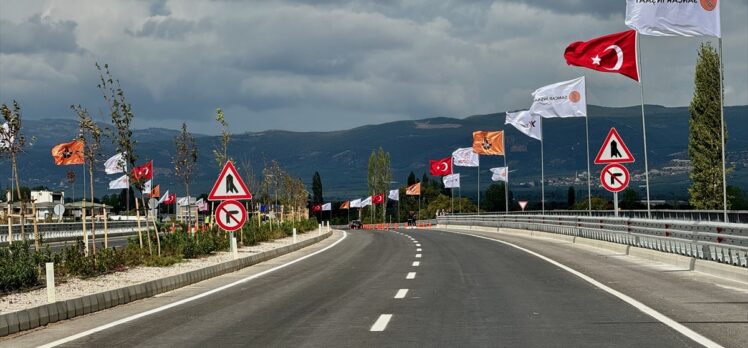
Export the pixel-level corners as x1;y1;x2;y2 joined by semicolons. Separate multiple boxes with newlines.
0;15;79;53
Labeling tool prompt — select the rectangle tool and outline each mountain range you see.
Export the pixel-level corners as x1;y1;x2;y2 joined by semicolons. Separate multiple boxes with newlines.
3;105;747;202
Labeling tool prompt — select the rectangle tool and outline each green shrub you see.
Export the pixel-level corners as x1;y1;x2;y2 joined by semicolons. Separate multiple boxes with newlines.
0;242;39;293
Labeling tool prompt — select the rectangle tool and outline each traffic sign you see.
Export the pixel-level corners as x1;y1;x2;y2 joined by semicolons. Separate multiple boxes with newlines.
53;204;65;216
594;128;635;164
518;201;528;211
208;161;252;201
600;163;630;193
214;200;247;232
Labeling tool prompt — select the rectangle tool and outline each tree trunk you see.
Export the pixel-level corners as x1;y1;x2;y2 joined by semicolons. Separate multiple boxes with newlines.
12;156;25;241
141;196;153;255
32;202;39;250
89;165;97;258
135;196;143;249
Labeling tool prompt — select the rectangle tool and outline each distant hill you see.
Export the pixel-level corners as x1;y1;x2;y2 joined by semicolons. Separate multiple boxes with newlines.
3;105;747;202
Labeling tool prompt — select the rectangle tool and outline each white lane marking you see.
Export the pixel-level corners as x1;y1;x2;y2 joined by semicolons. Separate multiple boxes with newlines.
394;289;409;298
445;230;724;348
412;261;420;266
370;314;393;332
415;254;422;258
406;272;416;279
416;248;422;252
39;231;349;348
415;244;421;247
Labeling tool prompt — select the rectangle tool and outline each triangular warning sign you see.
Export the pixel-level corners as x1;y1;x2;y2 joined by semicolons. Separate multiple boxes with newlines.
594;128;635;164
208;161;253;201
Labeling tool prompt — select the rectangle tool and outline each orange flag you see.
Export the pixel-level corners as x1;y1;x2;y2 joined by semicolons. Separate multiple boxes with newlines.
51;140;85;165
405;182;421;196
151;185;161;198
472;130;504;155
340;201;350;209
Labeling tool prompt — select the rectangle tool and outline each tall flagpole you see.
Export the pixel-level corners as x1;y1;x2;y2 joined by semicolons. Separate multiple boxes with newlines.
718;38;728;222
637;32;652;218
450;187;454;213
584;76;592;215
504;154;509;214
540;117;545;214
477;164;480;213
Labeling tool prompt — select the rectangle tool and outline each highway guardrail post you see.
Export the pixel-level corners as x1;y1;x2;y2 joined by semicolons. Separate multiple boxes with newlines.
231;236;238;260
318;223;322;236
293;228;297;243
46;262;56;303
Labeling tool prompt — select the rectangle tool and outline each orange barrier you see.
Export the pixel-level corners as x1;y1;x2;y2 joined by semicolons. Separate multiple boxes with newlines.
171;223;176;233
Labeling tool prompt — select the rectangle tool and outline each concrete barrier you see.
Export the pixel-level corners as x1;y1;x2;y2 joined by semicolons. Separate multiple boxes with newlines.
0;231;333;337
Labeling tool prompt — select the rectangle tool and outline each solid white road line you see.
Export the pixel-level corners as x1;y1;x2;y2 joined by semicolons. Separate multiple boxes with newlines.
406;272;416;279
39;231;350;348
412;261;420;266
416;248;422;252
370;314;393;332
394;289;409;299
445;230;724;348
415;254;422;258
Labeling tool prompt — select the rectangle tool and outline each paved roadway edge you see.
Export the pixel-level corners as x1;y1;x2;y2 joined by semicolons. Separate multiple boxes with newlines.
439;224;748;285
0;230;334;338
430;227;724;348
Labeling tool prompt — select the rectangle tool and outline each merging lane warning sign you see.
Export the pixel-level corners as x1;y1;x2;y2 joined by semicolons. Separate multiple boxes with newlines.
208;161;253;201
600;163;630;193
594;128;635;164
215;200;247;231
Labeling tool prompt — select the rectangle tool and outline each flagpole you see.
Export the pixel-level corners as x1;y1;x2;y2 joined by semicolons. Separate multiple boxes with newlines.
584;76;592;216
503;154;509;214
450;187;454;214
637;32;652;218
458;186;462;213
477;165;480;213
540;117;545;215
718;38;728;222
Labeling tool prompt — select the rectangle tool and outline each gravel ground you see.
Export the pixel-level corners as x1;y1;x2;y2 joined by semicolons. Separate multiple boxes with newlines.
0;230;325;314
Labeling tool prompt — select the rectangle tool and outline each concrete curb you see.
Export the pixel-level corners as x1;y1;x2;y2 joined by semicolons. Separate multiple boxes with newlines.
438;224;747;284
0;231;333;337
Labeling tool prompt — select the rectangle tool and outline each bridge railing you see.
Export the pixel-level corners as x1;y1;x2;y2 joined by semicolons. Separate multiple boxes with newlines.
437;214;748;268
447;210;748;223
0;221;146;245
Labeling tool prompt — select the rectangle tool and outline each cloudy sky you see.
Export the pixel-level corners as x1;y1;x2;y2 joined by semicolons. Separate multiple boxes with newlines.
1;0;746;134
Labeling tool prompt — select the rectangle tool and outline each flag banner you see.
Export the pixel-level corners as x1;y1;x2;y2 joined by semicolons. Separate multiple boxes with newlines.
350;199;362;208
472;131;505;156
51;140;85;165
163;193;176;205
197;199;209;212
530;77;587;118
178;196;191;206
132;160;153;181
108;175;129;190
361;196;372;207
158;190;170;204
443;173;460;188
372;193;385;204
506;110;542;141
388;189;399;201
143;180;152;194
406;182;421;196
312;204;322;212
430;157;453;176
322;203;332;211
152;185;161;198
490;167;509;182
564;30;639;82
453;147;480;167
626;0;720;37
0;122;14;149
340;201;350;209
104;152;126;174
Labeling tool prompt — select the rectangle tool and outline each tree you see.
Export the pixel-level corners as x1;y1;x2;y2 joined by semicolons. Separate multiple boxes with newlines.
727;186;748;210
312;171;323;204
567;186;576;208
688;43;727;209
173;122;198;223
0;100;34;241
74;104;103;256
367;147;392;222
213;108;231;168
240;159;259;200
619;188;642;209
407;172;417;186
483;183;508;212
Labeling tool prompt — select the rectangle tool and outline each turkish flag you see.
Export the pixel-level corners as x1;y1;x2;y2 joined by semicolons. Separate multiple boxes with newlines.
429;157;453;176
564;30;639;82
132;160;153;181
163;193;176;205
312;204;322;212
372;193;385;205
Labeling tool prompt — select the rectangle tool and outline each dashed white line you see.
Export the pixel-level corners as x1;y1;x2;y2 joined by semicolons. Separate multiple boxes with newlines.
394;289;409;298
412;261;420;266
370;314;393;332
415;244;421;247
415;254;422;258
416;248;422;252
406;272;416;279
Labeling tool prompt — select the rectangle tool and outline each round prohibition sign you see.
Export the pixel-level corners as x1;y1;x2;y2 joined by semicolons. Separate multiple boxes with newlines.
600;163;630;193
215;200;247;232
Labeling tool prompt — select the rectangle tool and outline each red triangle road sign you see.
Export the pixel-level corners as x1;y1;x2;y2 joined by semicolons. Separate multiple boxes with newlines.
594;127;635;164
208;161;253;201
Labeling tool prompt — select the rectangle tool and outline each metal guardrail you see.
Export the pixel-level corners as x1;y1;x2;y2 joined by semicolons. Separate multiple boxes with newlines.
448;210;748;223
0;221;147;244
438;214;748;268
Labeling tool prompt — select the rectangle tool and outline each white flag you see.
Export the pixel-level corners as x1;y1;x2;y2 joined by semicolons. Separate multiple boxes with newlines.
388;189;399;201
530;77;586;118
143;180;152;194
350;198;362;208
361;196;372;207
506;110;542;141
158;190;170;204
490;167;509;182
0;122;13;149
177;196;190;206
452;148;479;167
104;152;126;174
443;173;460;188
322;203;332;211
108;175;129;190
626;0;720;37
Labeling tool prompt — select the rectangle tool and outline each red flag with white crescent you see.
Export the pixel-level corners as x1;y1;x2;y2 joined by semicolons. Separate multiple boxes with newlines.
429;157;453;177
564;30;639;82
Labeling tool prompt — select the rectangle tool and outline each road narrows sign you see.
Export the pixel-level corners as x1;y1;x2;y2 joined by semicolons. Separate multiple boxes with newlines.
594;128;635;164
215;200;247;231
600;163;630;193
208;161;252;201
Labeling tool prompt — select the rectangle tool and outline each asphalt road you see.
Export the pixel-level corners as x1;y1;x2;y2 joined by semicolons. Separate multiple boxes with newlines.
38;228;708;347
